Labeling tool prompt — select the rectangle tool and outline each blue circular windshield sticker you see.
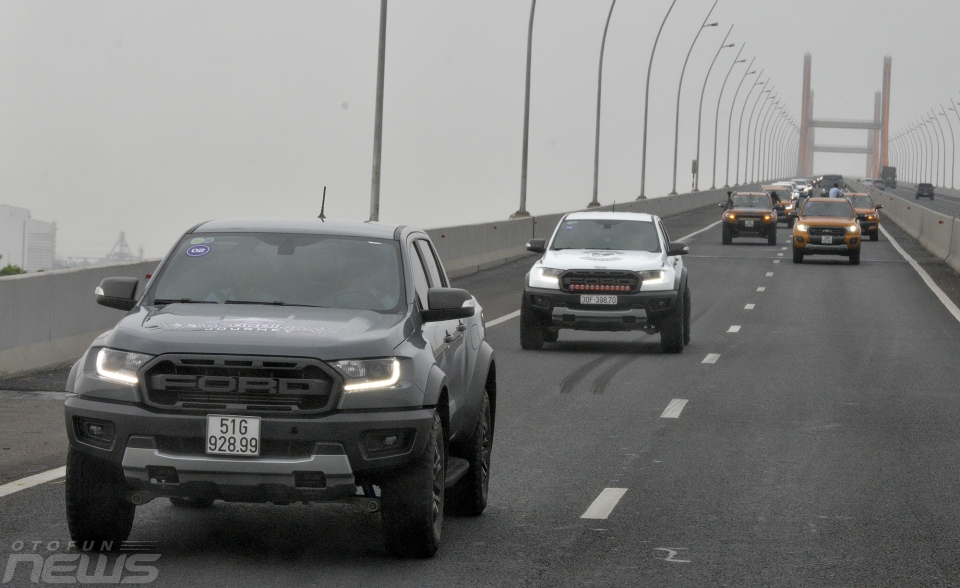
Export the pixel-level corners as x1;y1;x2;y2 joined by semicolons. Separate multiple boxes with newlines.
186;245;210;257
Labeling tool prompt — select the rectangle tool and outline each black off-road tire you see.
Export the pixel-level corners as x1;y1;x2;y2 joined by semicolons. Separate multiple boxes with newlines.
787;217;795;229
792;246;803;264
849;249;861;265
870;230;879;242
543;329;559;343
682;286;691;346
447;392;493;517
519;301;545;350
659;292;685;354
382;413;445;558
767;229;778;246
721;225;732;245
66;447;135;548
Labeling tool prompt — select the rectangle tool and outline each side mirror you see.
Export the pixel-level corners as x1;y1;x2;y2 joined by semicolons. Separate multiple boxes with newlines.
421;288;476;322
789;210;799;218
667;242;689;256
875;204;883;209
526;238;546;254
96;277;139;311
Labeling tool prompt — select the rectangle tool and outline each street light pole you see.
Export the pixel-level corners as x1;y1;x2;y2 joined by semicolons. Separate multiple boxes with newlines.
669;0;719;195
725;58;756;187
909;125;923;183
694;25;734;191
768;111;787;180
736;75;766;185
712;45;746;189
946;103;959;189
369;0;388;222
749;91;775;183
919;118;934;185
930;111;946;188
512;0;537;219
917;122;932;183
589;0;618;209
757;102;780;182
639;0;678;200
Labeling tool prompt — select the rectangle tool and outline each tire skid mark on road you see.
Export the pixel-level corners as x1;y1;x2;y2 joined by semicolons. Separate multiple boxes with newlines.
591;354;641;395
560;355;614;394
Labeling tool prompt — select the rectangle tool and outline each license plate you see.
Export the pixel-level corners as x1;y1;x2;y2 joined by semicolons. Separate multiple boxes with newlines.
581;295;618;305
821;235;833;244
744;220;755;227
206;415;260;456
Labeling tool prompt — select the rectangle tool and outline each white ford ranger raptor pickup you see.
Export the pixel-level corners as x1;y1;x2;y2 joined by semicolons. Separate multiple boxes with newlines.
520;211;691;353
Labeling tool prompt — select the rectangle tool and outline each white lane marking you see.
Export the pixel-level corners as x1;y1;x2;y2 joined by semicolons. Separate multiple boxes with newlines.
757;287;766;292
655;548;691;563
781;247;787;250
727;325;741;333
677;220;722;242
766;272;774;276
745;303;755;309
486;310;521;328
879;225;960;324
0;466;66;499
660;398;689;418
702;353;721;364
777;253;784;257
773;259;780;264
581;488;628;519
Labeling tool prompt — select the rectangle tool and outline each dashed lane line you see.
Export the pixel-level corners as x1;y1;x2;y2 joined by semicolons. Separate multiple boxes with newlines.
745;303;755;310
728;325;741;333
766;272;774;276
757;287;765;292
581;488;629;519
486;310;520;328
880;225;960;324
0;466;66;499
702;353;721;364
773;259;780;264
660;399;689;418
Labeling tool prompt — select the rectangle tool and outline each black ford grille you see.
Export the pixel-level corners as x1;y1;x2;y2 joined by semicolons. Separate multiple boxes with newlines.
561;270;640;294
808;227;846;237
143;355;336;413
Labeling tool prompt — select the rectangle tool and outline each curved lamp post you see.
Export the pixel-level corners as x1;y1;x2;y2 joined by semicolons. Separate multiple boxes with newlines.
588;0;618;208
639;0;679;199
736;74;766;185
369;0;388;221
669;0;719;194
945;104;958;189
748;90;775;183
757;101;781;182
512;0;537;218
693;26;734;191
930;111;946;187
724;59;756;186
712;46;746;188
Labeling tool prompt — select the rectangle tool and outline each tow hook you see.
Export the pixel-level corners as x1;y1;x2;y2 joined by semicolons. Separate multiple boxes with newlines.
127;491;158;506
341;496;381;514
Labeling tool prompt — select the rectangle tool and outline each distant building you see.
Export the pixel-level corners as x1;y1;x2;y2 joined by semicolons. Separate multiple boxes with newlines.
0;204;57;272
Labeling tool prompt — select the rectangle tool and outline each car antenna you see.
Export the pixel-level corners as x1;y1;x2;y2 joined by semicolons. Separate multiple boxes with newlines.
318;186;327;220
612;200;616;212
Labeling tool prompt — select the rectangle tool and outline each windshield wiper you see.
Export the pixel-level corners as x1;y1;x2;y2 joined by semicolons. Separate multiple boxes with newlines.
224;300;325;308
152;298;217;305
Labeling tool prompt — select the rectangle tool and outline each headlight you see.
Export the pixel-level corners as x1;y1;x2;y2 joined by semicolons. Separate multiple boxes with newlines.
96;348;152;385
847;224;860;233
639;270;668;285
529;266;563;289
867;214;877;220
795;223;808;232
763;214;772;221
334;358;401;392
724;212;737;220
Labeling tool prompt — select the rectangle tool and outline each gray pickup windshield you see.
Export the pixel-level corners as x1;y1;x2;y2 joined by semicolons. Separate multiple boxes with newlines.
151;233;404;312
847;196;874;208
550;219;661;252
801;202;855;218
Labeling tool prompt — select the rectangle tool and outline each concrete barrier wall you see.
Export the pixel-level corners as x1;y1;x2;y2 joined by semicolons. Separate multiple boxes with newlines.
0;260;159;378
849;179;960;275
0;183;763;378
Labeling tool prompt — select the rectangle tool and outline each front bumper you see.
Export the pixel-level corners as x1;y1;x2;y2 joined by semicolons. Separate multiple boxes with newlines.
857;220;878;232
524;287;679;332
793;234;860;255
723;219;777;236
65;394;435;501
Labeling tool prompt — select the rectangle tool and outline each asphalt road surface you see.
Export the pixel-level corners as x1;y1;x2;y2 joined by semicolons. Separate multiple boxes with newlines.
3;205;960;587
884;183;960;218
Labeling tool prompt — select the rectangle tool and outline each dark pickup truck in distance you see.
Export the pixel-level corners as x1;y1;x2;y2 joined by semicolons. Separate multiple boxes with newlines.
64;218;497;558
915;183;935;200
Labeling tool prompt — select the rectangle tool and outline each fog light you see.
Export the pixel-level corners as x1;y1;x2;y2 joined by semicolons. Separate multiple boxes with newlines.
74;417;115;449
362;429;415;457
795;236;805;244
531;296;551;309
146;466;179;484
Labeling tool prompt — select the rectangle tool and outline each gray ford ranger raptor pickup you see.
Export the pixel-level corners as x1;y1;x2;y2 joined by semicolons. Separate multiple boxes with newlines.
64;218;497;558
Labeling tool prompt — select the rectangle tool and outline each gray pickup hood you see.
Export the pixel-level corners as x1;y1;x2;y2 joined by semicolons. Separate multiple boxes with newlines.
104;304;411;360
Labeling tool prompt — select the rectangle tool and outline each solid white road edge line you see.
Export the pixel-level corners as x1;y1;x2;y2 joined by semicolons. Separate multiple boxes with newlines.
581;488;629;519
677;220;722;242
702;353;721;364
879;225;960;324
660;399;689;418
0;466;66;499
486;309;521;328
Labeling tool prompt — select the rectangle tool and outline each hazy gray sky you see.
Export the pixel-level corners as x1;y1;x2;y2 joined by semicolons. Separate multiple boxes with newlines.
1;1;957;258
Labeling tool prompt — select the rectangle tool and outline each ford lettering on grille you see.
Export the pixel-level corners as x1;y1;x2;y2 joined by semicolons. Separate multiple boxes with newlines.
151;375;325;395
